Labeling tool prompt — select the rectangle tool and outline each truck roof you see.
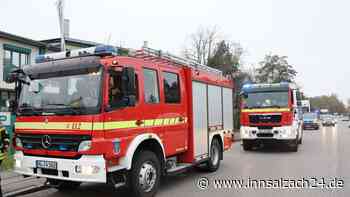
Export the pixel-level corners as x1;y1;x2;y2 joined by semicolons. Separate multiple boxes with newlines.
242;82;297;93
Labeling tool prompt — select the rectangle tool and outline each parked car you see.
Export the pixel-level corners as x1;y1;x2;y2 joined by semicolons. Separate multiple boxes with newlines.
342;116;350;121
303;112;320;130
322;115;336;127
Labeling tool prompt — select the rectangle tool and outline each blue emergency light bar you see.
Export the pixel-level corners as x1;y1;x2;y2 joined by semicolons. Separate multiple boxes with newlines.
241;83;293;94
242;83;290;90
35;45;118;63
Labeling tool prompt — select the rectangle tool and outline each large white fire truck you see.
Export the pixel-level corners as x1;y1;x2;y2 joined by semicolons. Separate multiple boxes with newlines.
7;45;234;197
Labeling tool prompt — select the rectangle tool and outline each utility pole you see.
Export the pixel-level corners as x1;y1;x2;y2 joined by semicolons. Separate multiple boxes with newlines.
57;0;65;51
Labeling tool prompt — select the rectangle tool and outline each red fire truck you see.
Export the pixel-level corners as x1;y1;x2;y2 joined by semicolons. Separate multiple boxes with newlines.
240;83;303;152
7;45;233;197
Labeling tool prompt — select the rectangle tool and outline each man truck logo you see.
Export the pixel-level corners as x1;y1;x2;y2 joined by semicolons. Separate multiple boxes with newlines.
260;115;272;120
42;135;52;149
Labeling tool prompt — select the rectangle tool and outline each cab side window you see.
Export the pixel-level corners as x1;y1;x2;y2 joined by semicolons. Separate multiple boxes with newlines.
143;68;159;103
162;72;180;103
108;72;123;107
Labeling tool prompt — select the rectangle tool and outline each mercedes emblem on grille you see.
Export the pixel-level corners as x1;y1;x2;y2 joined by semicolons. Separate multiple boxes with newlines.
42;135;52;149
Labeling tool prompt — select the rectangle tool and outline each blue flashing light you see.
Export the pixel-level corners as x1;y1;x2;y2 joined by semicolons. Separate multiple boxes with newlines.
94;45;118;56
25;144;33;149
280;81;289;86
58;145;69;151
242;83;253;89
34;45;118;64
35;54;53;63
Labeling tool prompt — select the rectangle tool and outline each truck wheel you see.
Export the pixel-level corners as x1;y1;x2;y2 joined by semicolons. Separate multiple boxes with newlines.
47;179;81;191
128;151;161;197
204;138;221;172
290;138;299;152
298;137;303;144
298;131;303;144
242;140;252;151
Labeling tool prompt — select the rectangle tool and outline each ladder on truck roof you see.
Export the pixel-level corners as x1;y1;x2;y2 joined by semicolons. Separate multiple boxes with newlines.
135;46;223;76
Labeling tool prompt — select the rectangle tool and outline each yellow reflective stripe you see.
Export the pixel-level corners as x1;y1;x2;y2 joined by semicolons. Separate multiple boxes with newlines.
170;118;176;125
144;119;154;127
154;119;163;126
0;153;6;160
104;120;138;130
241;108;290;113
163;118;170;125
92;122;104;130
15;122;93;130
15;117;188;131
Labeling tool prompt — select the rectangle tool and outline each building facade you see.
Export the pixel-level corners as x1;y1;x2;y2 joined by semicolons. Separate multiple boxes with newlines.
0;31;46;111
0;30;99;112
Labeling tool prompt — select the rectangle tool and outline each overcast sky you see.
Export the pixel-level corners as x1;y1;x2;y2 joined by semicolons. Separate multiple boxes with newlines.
1;0;349;102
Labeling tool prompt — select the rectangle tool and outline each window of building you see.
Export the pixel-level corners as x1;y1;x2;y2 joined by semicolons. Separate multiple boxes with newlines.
1;44;30;111
0;90;15;112
143;68;159;103
5;50;29;67
3;44;31;83
163;72;180;103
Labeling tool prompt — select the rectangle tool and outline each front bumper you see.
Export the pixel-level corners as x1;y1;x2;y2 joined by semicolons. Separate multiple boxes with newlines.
240;125;297;140
243;138;296;146
322;122;335;126
14;151;107;183
303;122;319;129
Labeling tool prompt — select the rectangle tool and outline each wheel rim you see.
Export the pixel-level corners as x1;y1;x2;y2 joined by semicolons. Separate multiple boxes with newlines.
138;161;157;192
211;142;219;166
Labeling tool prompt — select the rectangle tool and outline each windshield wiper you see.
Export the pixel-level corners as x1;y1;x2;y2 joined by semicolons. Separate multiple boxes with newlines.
245;105;283;109
265;105;282;108
18;105;42;115
42;103;82;115
246;106;264;109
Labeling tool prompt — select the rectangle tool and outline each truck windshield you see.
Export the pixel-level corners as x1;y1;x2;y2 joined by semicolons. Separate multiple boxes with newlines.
18;67;102;115
242;91;289;109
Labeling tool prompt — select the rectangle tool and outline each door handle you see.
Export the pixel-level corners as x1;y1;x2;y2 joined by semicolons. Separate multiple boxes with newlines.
136;120;144;126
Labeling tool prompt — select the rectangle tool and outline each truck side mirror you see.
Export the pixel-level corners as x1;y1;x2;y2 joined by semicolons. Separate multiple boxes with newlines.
297;101;301;107
240;91;248;99
6;100;17;113
121;67;136;106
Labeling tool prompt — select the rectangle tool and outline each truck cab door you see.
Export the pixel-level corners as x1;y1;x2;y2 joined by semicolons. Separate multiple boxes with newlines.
292;89;302;135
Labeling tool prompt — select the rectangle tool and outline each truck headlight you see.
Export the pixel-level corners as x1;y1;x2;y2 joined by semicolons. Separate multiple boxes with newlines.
15;159;22;168
16;138;23;148
78;140;92;152
75;165;100;175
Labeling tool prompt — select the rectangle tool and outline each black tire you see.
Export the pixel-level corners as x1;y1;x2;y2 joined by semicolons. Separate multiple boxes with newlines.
298;137;302;144
128;151;161;197
290;138;299;152
47;179;81;191
298;130;303;144
204;138;222;172
242;140;253;151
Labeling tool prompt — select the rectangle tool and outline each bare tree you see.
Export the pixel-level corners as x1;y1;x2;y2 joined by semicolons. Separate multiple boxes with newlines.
183;26;220;65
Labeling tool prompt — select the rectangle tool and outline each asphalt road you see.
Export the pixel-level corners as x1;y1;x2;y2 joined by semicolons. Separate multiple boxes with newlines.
20;122;350;197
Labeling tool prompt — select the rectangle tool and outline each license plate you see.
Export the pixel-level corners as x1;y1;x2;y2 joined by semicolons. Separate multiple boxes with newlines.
36;160;57;170
259;129;272;133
